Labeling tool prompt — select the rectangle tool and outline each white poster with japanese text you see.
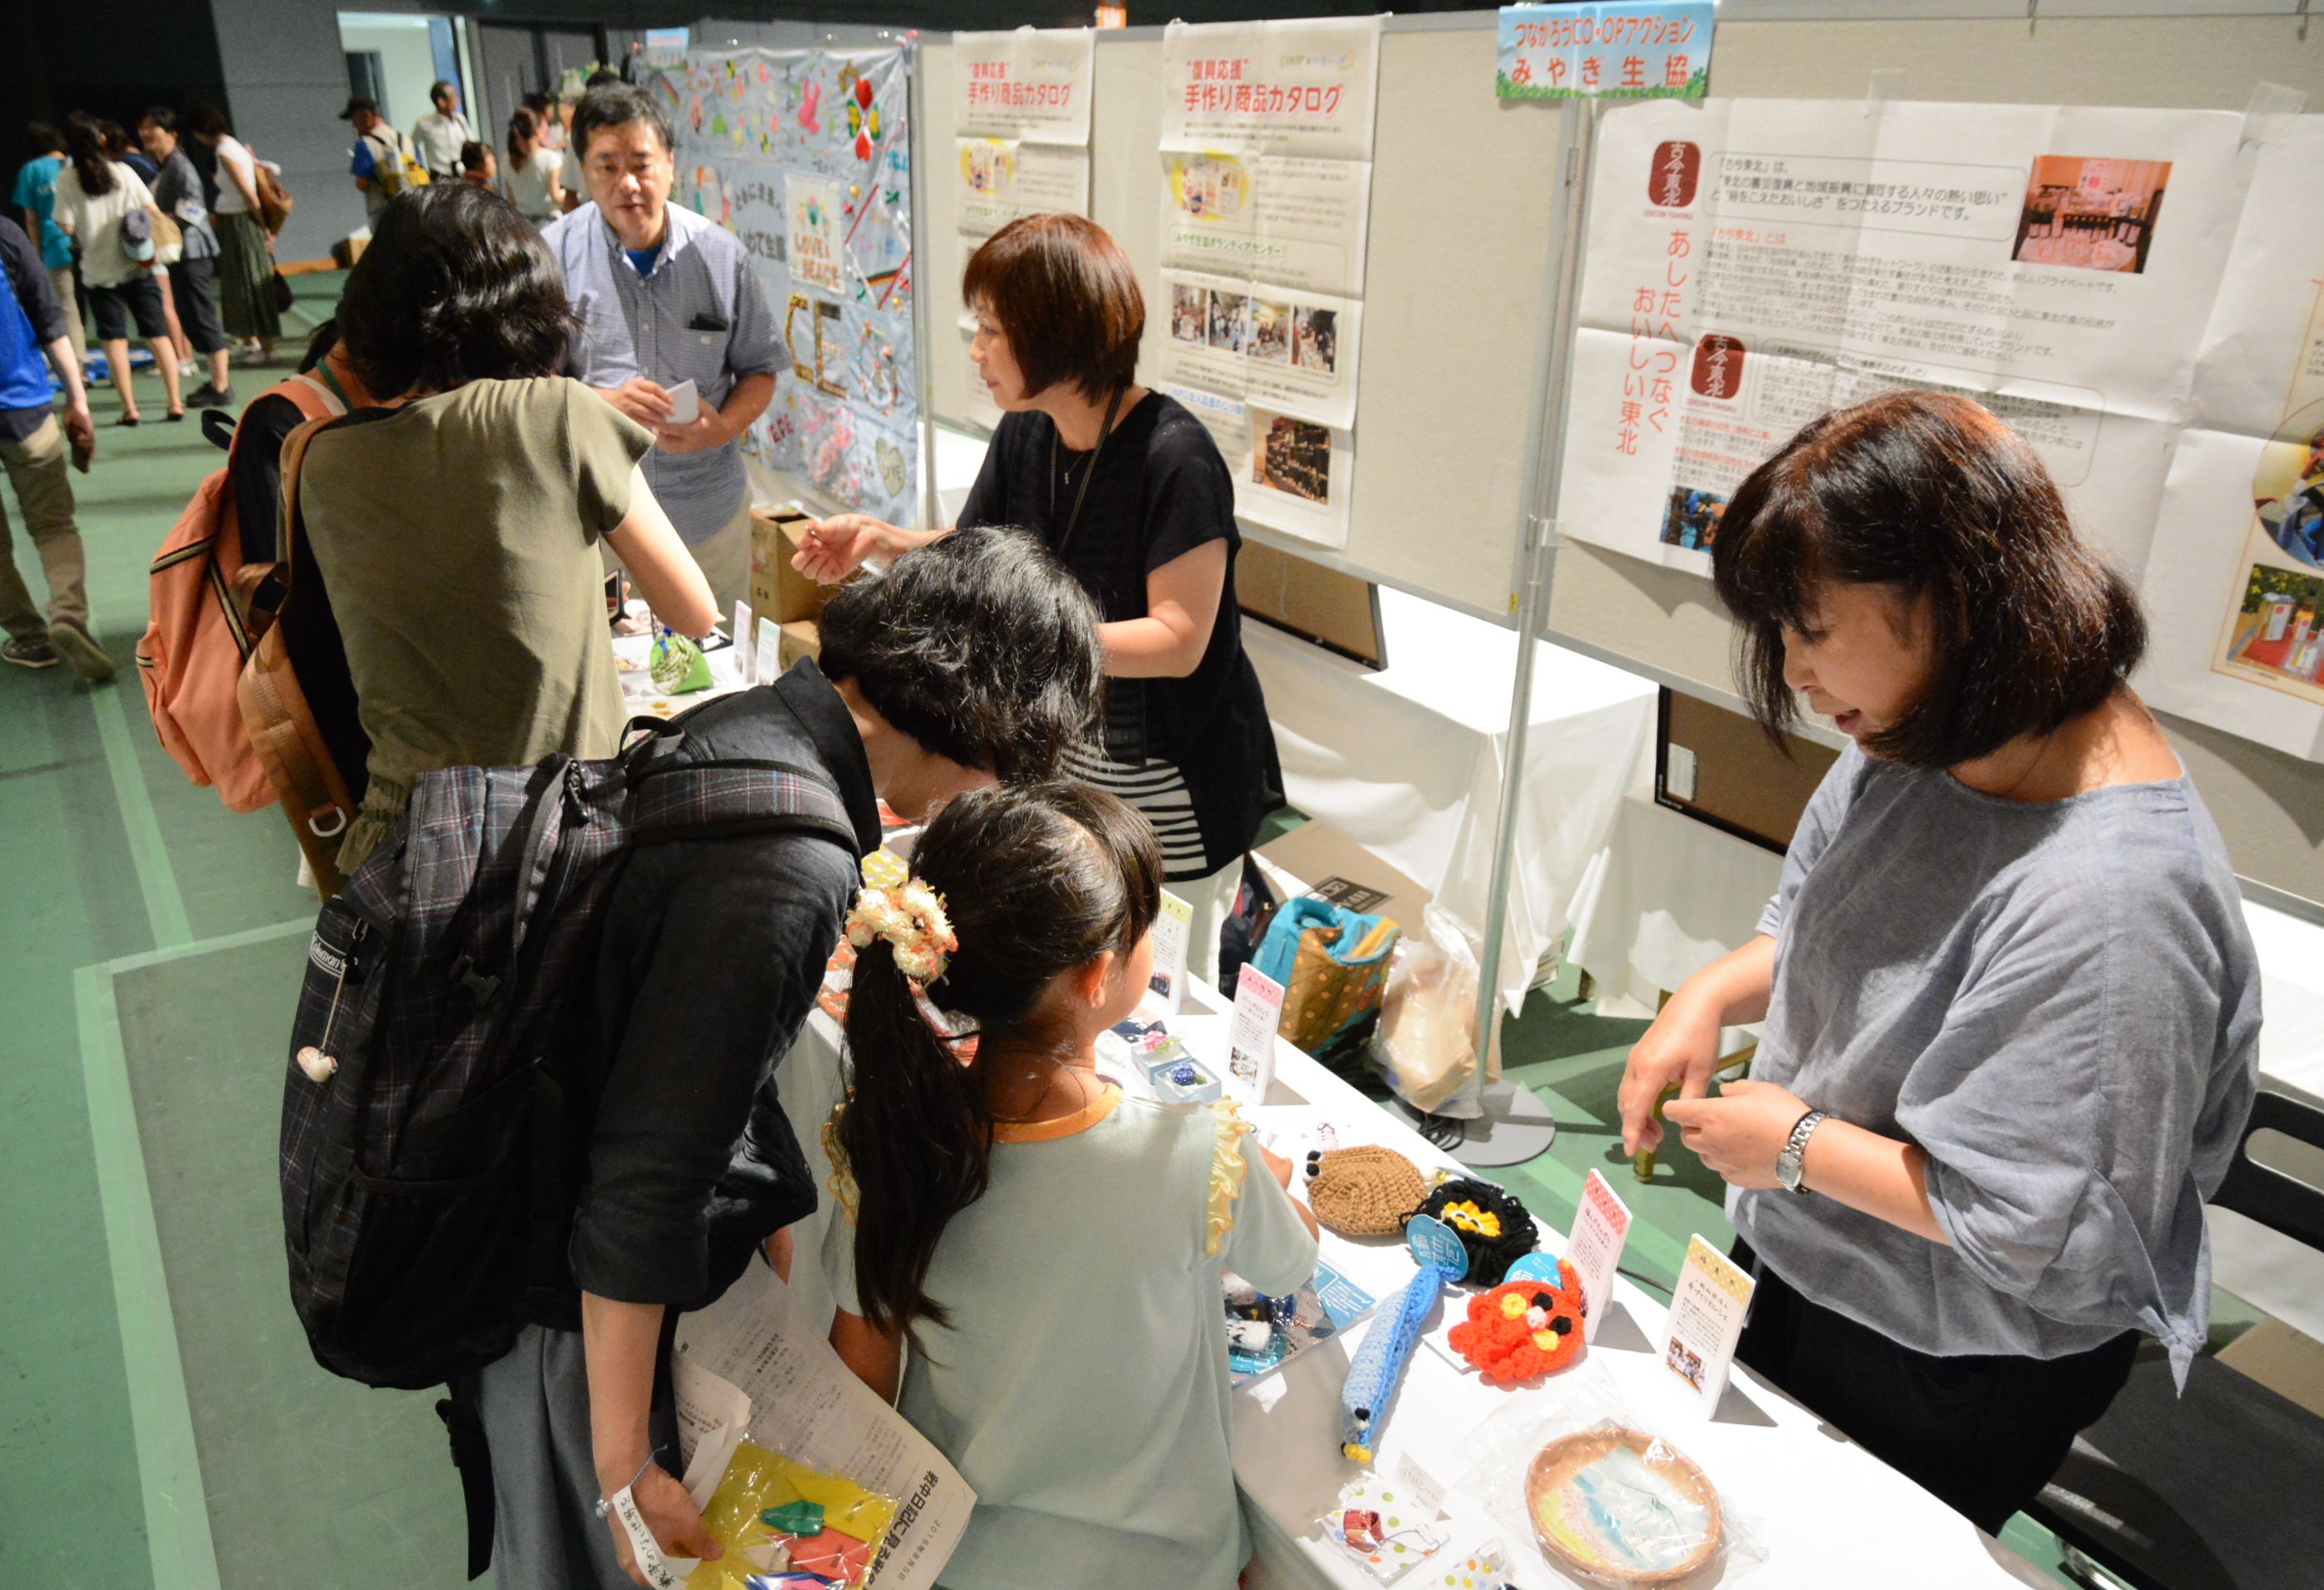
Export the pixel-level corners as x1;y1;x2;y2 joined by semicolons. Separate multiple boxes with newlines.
953;29;1097;438
1557;98;2245;584
2138;118;2324;761
1159;149;1372;297
1157;17;1380;549
1161;17;1380;161
954;27;1094;144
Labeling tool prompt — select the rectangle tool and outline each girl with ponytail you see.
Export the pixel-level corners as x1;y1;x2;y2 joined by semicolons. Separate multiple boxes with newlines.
829;781;1319;1590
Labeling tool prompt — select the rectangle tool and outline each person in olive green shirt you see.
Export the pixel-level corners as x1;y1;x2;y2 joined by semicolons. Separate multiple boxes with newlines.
296;184;714;872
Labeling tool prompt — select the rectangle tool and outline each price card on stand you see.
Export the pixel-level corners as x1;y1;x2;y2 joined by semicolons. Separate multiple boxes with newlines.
1565;1168;1634;1343
754;617;782;687
732;598;755;682
1145;890;1194;1015
1223;963;1285;1104
1661;1234;1755;1414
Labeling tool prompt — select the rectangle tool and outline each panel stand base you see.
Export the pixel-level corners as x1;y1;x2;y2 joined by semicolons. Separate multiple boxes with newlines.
1391;1080;1558;1169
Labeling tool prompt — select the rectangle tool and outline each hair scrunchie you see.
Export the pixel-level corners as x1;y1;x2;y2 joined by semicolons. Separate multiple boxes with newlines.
845;879;958;987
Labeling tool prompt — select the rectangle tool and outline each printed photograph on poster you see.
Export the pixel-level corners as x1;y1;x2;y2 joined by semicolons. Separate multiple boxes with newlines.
956;138;1090;237
2219;561;2324;698
1159;268;1363;429
1161;17;1382;162
1167;382;1354;549
1160;150;1374;296
954;27;1095;144
2011;156;2170;274
1554;96;2247;582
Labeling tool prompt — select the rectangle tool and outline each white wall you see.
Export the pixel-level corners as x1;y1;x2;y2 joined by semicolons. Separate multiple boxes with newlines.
338;12;443;133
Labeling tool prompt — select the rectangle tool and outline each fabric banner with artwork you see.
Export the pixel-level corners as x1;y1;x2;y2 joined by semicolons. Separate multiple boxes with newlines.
1155;17;1381;548
646;47;918;522
1556;95;2324;761
953;30;1095;433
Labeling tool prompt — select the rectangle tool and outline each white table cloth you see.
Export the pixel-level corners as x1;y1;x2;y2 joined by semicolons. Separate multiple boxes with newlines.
768;975;2044;1590
1244;588;1656;1015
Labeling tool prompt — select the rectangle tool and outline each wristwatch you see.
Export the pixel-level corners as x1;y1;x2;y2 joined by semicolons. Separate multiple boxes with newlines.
1774;1109;1828;1195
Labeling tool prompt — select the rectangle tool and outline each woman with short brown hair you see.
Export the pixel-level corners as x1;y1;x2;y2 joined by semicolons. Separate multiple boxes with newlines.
1619;389;2259;1533
800;215;1280;983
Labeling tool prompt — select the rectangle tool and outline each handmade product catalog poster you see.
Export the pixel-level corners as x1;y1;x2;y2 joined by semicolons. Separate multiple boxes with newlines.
952;30;1096;433
648;47;919;524
1154;17;1382;549
1558;97;2245;585
2138;118;2324;761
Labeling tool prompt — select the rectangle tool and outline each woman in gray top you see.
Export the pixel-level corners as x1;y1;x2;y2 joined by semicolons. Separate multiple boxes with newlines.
1620;389;2259;1533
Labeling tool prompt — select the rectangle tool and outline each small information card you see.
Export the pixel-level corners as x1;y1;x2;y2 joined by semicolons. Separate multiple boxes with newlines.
1145;889;1194;1015
1223;963;1285;1104
1661;1233;1755;1414
1565;1168;1634;1343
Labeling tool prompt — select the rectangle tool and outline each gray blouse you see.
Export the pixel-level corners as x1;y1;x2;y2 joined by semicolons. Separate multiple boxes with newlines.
1732;741;2259;1381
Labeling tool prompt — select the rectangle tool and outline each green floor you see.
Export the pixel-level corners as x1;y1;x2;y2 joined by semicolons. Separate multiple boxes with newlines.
0;271;2072;1587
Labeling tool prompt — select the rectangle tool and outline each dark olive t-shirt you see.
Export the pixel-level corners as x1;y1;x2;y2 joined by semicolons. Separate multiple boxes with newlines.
960;392;1281;873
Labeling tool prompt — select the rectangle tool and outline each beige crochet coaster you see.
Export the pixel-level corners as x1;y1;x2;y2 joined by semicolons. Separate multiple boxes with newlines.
1307;1145;1429;1238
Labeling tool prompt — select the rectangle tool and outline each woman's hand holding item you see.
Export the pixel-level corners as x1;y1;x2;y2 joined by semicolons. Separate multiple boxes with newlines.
1662;1077;1809;1190
794;514;907;582
599;1460;721;1588
1617;935;1777;1155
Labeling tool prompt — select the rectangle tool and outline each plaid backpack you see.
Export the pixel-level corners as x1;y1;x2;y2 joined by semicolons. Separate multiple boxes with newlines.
279;716;857;1389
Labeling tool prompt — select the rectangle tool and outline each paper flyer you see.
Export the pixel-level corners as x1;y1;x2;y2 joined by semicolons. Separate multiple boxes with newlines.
2137;118;2324;761
1155;17;1381;550
955;138;1090;239
1661;1234;1755;1416
953;27;1095;144
674;1262;975;1590
1565;1169;1634;1344
1557;96;2246;584
1159;149;1373;297
1165;382;1355;547
1227;1259;1377;1383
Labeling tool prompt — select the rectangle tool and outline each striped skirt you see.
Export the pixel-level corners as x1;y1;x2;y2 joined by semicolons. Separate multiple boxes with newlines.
215;210;281;341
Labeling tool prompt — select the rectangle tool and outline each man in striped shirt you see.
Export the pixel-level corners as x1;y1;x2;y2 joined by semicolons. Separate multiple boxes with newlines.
542;84;779;618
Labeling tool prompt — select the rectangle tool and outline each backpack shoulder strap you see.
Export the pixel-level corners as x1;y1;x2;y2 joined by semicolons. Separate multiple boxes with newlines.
628;753;859;854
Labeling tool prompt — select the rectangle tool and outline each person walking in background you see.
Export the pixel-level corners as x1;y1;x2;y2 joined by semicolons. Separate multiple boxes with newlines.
523;91;570;155
499;107;564;225
97;119;192;382
458;141;496;190
342;95;422;225
139;109;233;410
0;214;110;679
52;115;183;426
542;83;779;618
411;80;472;181
181;104;278;366
12;123;84;376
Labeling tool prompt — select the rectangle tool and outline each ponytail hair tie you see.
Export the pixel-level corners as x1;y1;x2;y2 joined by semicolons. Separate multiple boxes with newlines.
845;878;958;987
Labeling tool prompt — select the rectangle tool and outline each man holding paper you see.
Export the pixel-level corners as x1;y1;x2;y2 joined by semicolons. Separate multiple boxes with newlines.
542;83;779;617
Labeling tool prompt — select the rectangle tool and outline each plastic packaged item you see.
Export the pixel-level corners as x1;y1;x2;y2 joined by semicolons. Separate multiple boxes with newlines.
1373;905;1496;1115
1460;1369;1765;1588
650;629;714;694
687;1441;900;1589
1315;1468;1449;1582
1151;1055;1223;1104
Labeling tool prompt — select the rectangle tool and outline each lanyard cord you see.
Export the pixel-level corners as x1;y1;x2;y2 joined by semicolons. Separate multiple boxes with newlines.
1048;384;1126;560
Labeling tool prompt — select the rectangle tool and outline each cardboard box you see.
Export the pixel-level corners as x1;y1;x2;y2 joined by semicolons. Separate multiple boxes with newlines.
2218;1317;2324;1420
1256;820;1431;928
1658;689;1840;853
748;506;830;626
777;619;821;673
329;233;370;269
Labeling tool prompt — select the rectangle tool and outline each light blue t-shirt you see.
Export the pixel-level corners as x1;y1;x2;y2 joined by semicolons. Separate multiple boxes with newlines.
826;1092;1318;1590
1733;741;2260;1382
11;154;73;270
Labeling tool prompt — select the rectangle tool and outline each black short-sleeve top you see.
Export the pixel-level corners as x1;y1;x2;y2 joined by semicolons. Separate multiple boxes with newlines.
960;392;1281;874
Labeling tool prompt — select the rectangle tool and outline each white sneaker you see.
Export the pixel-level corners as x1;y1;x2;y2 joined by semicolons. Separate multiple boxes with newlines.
177;360;198;378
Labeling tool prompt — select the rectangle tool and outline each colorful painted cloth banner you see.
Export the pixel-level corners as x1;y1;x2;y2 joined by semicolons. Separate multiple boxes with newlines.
646;47;917;523
1497;3;1714;101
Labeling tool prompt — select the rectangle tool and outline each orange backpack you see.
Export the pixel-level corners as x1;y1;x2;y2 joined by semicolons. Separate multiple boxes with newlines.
136;373;344;811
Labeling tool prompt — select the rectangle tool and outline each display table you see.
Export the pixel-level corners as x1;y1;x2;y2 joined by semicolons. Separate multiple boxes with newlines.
1243;587;1657;1013
768;976;2042;1589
